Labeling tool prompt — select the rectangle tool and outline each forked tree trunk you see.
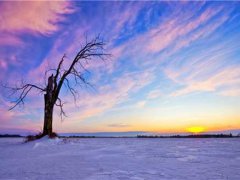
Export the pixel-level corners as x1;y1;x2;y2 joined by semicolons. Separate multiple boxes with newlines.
43;74;54;136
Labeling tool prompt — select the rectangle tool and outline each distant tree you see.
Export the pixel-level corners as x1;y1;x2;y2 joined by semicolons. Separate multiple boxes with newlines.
4;36;109;137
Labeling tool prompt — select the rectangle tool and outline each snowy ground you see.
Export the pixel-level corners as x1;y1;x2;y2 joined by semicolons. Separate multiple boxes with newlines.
0;137;240;180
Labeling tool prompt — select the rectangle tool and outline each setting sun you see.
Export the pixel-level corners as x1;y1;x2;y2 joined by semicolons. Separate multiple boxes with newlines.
187;126;205;134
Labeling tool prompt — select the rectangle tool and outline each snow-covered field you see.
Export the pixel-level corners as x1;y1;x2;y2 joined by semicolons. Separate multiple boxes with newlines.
0;137;240;180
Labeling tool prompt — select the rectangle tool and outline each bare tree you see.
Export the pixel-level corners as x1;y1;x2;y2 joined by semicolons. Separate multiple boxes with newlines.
4;36;109;136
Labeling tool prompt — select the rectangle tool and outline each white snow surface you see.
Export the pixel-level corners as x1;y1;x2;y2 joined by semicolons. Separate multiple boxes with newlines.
0;137;240;180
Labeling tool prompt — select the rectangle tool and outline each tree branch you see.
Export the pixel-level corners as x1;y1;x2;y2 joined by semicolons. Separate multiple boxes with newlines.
3;83;46;110
54;36;110;101
55;97;67;121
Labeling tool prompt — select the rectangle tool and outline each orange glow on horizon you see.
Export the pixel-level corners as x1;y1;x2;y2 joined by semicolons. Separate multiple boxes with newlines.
186;126;205;134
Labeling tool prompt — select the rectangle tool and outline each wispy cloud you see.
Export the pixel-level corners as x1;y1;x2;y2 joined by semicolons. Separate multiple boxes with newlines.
0;34;23;46
147;90;162;99
107;123;130;128
0;1;74;36
62;70;154;121
118;4;224;57
135;101;146;108
170;66;240;97
0;1;75;82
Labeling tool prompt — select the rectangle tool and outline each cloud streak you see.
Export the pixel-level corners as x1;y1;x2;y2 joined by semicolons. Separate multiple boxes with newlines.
0;1;74;35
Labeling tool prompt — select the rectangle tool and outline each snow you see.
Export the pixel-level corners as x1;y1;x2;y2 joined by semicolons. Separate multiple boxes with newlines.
0;138;240;180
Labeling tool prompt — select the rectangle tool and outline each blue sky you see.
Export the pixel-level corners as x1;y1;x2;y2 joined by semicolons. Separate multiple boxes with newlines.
0;1;240;134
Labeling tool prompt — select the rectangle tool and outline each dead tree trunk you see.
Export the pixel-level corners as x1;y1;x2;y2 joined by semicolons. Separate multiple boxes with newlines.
43;74;54;135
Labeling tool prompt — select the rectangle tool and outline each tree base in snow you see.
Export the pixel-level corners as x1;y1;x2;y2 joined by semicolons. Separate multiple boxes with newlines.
25;132;58;142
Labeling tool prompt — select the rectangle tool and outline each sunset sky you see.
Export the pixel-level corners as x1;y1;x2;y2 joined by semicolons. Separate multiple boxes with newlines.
0;1;240;134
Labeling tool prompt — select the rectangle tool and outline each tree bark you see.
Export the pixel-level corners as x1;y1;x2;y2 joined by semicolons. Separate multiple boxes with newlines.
43;95;54;135
43;74;54;135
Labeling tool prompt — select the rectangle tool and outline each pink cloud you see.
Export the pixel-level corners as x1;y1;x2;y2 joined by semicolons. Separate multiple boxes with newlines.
0;108;13;123
146;6;223;53
0;1;74;35
169;66;240;97
135;101;146;108
0;93;44;132
170;15;229;55
147;89;162;99
97;4;228;82
219;88;240;97
115;5;224;59
0;59;7;70
24;2;146;94
0;33;23;46
0;1;75;80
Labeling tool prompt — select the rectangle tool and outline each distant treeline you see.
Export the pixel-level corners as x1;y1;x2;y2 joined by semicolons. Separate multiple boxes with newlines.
137;133;238;138
1;133;239;138
60;134;239;138
0;134;23;138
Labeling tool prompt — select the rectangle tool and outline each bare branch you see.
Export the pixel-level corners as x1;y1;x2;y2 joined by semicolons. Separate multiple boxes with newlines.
55;97;67;121
54;54;66;91
64;78;78;103
54;36;110;101
3;83;46;110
